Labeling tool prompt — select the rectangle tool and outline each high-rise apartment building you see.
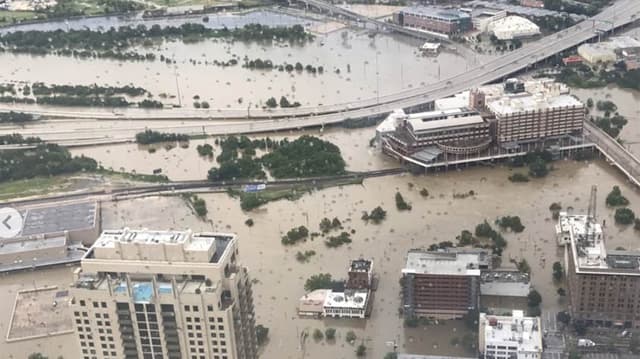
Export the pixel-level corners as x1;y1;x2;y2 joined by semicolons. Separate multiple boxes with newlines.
557;212;640;328
70;228;257;359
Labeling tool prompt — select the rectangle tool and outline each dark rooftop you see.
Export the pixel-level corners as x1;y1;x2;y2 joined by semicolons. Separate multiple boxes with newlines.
19;202;97;237
349;259;372;272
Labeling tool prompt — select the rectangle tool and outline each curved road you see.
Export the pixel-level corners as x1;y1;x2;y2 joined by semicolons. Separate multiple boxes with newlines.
1;0;639;145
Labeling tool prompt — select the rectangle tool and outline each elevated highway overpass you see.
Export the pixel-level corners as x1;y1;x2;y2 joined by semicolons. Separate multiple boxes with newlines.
1;0;640;144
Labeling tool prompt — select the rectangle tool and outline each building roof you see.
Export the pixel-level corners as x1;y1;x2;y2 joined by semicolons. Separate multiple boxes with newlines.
488;15;540;40
399;6;471;21
87;228;233;264
479;310;542;355
349;259;372;272
18;201;97;237
323;290;368;309
556;213;640;276
398;355;475;359
435;91;470;111
480;270;531;297
402;249;483;276
407;114;485;133
298;289;330;314
609;36;640;50
487;93;582;117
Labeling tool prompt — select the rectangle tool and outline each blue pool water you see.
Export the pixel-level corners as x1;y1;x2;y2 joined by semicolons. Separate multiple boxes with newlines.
133;282;153;303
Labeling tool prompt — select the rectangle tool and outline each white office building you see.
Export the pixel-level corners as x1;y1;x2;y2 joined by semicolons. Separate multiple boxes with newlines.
479;310;542;359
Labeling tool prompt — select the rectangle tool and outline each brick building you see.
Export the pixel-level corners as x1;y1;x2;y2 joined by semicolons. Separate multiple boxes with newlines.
346;259;373;290
401;248;490;319
393;7;472;35
557;212;640;328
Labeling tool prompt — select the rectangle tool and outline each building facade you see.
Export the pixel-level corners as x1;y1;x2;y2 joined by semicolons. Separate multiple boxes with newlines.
401;249;489;319
558;213;640;328
479;310;542;359
382;109;492;156
347;259;373;289
393;7;472;35
70;228;257;359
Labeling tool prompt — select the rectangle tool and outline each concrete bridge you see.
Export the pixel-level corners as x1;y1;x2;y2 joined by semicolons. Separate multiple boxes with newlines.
584;120;640;188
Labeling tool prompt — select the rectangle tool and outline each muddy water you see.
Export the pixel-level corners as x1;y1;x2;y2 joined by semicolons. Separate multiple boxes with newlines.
0;26;488;111
3;160;640;357
572;85;640;155
69;127;397;180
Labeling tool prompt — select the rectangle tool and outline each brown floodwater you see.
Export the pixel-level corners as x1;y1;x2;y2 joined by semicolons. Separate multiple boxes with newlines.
571;85;640;156
4;158;640;358
0;25;490;112
69;126;398;181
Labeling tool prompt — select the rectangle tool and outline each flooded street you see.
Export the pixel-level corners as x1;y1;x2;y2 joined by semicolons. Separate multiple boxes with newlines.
4;158;640;358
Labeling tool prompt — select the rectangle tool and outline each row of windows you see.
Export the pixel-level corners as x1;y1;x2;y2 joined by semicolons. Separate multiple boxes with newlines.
78;300;108;309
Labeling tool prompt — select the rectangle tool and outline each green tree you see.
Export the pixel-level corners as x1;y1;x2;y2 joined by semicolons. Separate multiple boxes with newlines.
528;158;549;177
265;97;277;108
256;324;269;345
304;273;334;291
528;290;542;307
395;192;412;211
557;287;566;296
553;261;564;281
356;344;366;357
586;98;594;108
345;330;357;343
325;328;336;340
279;96;291;108
28;354;49;359
384;353;398;359
557;311;571;325
606;186;630;206
614;208;635;225
313;328;324;340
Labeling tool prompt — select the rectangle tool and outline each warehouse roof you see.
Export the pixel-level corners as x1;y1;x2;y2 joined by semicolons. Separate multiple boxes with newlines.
402;249;483;276
19;201;97;237
407;114;485;133
400;6;471;21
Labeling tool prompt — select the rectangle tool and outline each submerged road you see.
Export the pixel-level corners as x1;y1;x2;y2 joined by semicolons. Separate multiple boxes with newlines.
0;0;639;144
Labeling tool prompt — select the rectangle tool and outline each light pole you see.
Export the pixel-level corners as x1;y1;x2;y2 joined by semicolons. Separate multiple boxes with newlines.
247;102;252;118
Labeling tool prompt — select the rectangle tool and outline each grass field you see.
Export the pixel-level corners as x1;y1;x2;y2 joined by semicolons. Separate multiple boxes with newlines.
0;176;69;201
0;10;39;25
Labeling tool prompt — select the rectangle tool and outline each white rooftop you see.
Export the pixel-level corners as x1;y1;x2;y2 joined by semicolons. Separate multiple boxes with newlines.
479;310;542;356
608;36;640;50
407;114;485;132
487;93;582;117
88;228;234;264
402;250;482;276
557;213;608;272
435;91;470;111
323;290;368;309
488;15;540;40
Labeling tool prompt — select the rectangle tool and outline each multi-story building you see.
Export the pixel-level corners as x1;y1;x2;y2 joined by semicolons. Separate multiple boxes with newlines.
347;259;374;290
479;310;542;359
381;108;492;156
70;228;257;359
401;248;489;319
483;83;584;145
557;212;640;328
393;7;472;35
